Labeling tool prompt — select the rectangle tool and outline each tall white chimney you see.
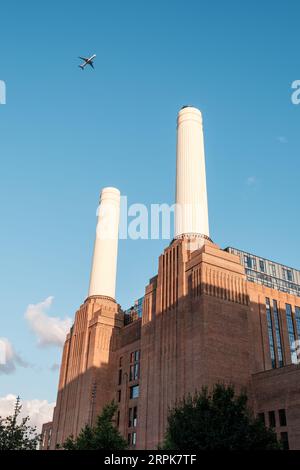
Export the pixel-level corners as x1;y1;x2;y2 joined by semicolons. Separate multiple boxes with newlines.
88;187;120;299
175;106;210;239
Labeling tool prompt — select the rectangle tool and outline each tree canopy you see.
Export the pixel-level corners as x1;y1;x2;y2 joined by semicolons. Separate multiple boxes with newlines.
162;384;281;450
62;401;127;450
0;396;41;450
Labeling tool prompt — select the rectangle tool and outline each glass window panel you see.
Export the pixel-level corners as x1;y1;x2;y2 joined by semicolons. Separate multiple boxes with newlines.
130;385;139;399
259;260;265;272
268;410;276;428
279;409;287;427
266;298;276;369
295;306;300;338
273;300;284;367
133;406;137;427
286;304;297;363
134;350;140;362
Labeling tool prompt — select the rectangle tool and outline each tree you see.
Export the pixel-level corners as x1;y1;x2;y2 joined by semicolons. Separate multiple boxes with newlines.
62;401;127;450
162;384;281;450
0;396;41;450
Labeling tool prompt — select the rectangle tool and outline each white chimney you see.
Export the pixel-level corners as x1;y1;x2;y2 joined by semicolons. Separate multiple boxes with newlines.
88;187;120;299
175;106;210;239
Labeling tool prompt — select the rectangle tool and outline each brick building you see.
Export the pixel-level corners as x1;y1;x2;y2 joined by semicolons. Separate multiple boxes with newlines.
41;107;300;450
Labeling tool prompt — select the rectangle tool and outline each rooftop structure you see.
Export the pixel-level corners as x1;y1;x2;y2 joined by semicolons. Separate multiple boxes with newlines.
225;247;300;298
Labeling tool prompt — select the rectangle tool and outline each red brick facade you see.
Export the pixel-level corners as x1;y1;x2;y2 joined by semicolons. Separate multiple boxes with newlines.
48;238;300;450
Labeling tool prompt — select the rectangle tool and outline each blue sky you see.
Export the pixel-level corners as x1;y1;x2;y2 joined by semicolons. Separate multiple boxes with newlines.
0;0;299;412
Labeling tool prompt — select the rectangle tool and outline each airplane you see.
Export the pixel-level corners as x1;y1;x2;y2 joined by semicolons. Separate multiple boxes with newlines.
78;54;96;70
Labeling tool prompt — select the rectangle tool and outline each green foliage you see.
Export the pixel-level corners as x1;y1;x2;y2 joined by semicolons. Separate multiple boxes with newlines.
62;401;127;450
162;384;281;450
0;396;41;450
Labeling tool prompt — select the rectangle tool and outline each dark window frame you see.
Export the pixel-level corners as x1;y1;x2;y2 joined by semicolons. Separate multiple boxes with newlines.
268;410;276;428
129;385;139;399
280;432;289;450
279;409;287;427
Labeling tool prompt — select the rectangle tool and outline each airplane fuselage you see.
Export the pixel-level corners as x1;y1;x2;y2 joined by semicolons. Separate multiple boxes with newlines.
85;54;96;64
79;54;96;69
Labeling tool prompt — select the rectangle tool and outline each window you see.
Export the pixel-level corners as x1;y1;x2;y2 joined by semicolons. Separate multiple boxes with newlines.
130;385;139;399
133;407;137;427
119;356;123;367
128;406;137;428
273;300;284;367
295;306;300;338
258;412;265;425
117;410;120;427
117;390;121;403
279;409;287;427
280;432;289;450
134;350;140;362
128;432;137;447
266;298;276;369
130;363;139;381
118;369;122;386
286;304;297;363
128;407;133;427
282;268;286;279
259;259;265;272
130;350;140;363
268;410;276;428
270;264;276;276
244;255;256;270
136;297;143;318
283;268;293;282
129;350;140;381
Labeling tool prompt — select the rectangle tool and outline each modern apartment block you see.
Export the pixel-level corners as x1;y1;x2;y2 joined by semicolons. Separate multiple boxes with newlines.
41;107;300;450
225;247;300;298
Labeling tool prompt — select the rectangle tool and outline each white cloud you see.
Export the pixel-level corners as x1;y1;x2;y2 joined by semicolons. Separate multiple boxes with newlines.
246;176;257;186
25;297;72;347
0;338;28;374
0;394;55;433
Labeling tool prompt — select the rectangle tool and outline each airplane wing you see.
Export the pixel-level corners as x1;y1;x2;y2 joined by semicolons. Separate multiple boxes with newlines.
88;61;94;69
79;56;89;61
